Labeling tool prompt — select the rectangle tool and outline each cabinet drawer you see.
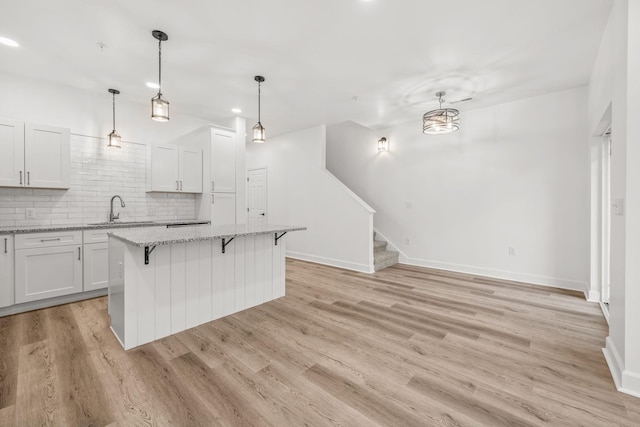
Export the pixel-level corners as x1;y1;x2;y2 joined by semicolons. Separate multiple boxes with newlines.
84;228;118;244
15;230;82;250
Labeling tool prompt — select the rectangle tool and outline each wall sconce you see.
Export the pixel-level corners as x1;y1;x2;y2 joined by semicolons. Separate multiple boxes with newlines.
378;137;389;151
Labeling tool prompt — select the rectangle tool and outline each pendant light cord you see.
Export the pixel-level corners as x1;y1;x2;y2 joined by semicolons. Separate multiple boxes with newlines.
158;38;162;95
257;80;261;123
112;92;116;131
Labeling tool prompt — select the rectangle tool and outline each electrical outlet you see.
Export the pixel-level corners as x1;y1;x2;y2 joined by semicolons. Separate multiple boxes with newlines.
25;208;35;219
405;237;411;245
508;246;516;256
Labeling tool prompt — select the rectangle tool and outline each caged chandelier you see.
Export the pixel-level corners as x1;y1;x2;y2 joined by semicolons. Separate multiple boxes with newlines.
423;91;460;135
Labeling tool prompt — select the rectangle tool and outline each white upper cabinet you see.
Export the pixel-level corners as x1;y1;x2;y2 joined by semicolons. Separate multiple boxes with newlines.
24;124;71;189
181;147;203;193
147;145;202;193
0;119;70;189
147;145;180;192
0;119;24;187
210;127;236;193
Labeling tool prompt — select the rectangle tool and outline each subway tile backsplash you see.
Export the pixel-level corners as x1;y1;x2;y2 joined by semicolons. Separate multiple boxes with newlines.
0;135;196;227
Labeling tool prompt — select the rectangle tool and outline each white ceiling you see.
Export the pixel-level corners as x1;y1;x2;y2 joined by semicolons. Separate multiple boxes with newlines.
0;0;612;137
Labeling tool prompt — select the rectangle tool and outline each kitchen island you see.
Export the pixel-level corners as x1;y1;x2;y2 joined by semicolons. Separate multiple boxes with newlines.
108;224;306;350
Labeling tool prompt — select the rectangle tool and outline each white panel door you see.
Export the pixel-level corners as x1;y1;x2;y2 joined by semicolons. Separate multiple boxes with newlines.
83;242;109;291
15;245;82;303
0;235;14;307
212;193;236;226
0;118;24;187
210;128;236;193
24;124;70;189
248;168;267;226
149;145;180;192
180;147;203;193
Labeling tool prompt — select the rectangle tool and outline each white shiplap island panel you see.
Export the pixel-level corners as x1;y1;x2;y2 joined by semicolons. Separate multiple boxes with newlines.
108;225;305;350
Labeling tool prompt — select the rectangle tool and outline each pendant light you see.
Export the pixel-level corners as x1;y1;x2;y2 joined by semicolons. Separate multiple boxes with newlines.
423;91;460;135
151;30;169;122
252;75;266;143
107;89;121;148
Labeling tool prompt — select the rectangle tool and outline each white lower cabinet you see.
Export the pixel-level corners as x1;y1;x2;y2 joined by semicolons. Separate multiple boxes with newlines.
0;235;13;308
83;242;109;291
14;231;83;304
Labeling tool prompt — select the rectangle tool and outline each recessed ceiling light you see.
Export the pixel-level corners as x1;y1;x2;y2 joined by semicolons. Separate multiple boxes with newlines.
0;36;19;48
146;82;160;89
231;108;242;114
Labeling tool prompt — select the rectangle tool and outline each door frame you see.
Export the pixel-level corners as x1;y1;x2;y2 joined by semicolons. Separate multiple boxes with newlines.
601;129;612;307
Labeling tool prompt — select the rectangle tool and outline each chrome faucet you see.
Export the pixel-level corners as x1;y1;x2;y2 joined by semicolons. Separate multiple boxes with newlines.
110;195;126;222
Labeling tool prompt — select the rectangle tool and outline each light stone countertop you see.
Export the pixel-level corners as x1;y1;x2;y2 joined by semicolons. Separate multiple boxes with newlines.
0;219;210;235
109;224;307;247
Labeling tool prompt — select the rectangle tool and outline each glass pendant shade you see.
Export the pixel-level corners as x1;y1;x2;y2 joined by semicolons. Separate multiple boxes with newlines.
377;137;388;151
253;122;266;143
108;130;122;148
422;91;460;135
151;93;170;122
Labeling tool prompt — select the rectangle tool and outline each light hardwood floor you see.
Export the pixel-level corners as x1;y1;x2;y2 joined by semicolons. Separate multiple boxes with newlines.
1;259;639;426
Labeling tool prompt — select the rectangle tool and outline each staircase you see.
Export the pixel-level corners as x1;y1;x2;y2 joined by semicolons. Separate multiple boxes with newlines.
373;232;399;271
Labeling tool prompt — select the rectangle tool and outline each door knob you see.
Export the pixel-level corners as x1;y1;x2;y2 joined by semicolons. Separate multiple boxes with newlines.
259;213;265;216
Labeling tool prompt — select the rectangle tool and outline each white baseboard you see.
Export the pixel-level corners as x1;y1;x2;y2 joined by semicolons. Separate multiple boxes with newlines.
399;257;588;293
286;251;374;273
603;337;640;398
621;370;640;398
603;336;623;389
587;289;601;302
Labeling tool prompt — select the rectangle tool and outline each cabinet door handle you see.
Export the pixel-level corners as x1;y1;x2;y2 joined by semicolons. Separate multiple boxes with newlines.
78;247;81;260
27;171;30;186
180;180;183;191
40;238;61;242
19;171;23;185
212;194;214;204
211;181;215;192
176;180;179;191
4;238;7;254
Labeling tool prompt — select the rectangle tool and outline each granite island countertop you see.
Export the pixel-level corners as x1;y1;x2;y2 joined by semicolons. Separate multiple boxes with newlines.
0;219;210;235
109;224;307;247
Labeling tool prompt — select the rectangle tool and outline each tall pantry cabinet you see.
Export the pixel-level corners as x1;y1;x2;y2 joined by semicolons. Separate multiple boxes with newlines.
209;127;237;226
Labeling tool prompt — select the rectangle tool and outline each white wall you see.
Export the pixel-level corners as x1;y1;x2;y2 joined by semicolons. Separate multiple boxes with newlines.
0;72;209;145
593;0;640;398
246;125;375;273
327;87;590;291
